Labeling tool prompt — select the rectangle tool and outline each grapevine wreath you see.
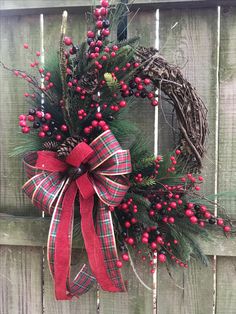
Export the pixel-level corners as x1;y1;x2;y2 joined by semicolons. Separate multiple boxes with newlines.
1;0;233;300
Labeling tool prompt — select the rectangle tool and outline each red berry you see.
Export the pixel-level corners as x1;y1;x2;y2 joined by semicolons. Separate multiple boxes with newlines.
60;125;68;132
119;100;127;108
91;120;98;127
112;45;119;51
144;78;151;85
44;113;52;120
150;242;157;249
27;115;34;121
56;134;62;141
168;217;175;224
19;120;27;127
110;51;116;57
127;238;134;245
185;209;194;217
151;100;158;106
96;20;103;28
84;127;91;134
217;218;224;226
87;31;95;38
204;211;212;219
116;260;123;268
98;120;106;127
170;202;177;209
42;124;49;132
198;176;204;181
100;7;108;15
64;36;72;46
175;149;181;155
22;126;30;133
142;237;148;244
224;225;231;232
101;0;109;7
122;253;129;261
36;111;43;118
189;216;198;224
125;221;131;228
156;236;163;244
102;29;110;37
95;112;102;120
158;254;166;263
23;43;29;49
36;51;41;56
134;62;140;68
38;131;46;138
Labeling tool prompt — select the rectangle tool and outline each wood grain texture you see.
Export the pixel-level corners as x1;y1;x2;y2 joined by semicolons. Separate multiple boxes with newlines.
1;216;236;256
43;249;98;314
158;8;218;314
216;257;236;314
157;258;214;314
0;246;43;314
0;14;44;314
0;15;41;216
127;9;156;150
218;7;236;219
159;8;218;195
100;260;153;314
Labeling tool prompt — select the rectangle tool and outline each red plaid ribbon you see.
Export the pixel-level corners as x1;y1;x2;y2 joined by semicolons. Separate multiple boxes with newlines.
22;130;131;300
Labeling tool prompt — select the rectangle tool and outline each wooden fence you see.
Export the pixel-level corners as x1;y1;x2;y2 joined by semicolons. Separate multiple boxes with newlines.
0;1;236;313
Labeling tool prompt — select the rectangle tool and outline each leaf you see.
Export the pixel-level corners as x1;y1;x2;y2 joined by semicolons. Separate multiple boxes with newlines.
104;72;119;92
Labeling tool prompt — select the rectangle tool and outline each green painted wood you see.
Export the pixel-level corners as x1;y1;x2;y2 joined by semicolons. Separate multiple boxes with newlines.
157;258;214;314
216;257;236;314
0;246;43;314
218;7;236;219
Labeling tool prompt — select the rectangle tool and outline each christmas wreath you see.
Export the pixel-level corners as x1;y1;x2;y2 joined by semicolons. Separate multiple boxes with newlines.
1;0;232;300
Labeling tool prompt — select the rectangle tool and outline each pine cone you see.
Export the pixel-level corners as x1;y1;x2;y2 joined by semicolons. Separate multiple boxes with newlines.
57;137;79;160
42;140;59;152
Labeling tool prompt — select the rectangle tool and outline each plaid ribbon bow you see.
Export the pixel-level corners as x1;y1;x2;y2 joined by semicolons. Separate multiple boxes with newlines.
22;130;132;300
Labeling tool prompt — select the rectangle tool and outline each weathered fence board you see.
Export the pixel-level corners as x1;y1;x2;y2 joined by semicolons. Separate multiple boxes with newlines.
0;246;43;314
157;258;214;314
218;6;236;219
0;13;44;314
158;7;218;314
216;257;236;314
0;15;41;216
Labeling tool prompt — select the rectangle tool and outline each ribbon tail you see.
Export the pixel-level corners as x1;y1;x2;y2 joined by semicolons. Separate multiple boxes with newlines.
80;195;120;292
54;181;77;300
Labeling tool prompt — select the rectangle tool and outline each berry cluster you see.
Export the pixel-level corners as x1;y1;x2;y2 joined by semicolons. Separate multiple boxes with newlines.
18;108;68;141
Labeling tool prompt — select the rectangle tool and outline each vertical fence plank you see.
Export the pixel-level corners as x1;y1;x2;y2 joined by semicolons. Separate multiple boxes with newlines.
157;258;214;314
216;7;236;313
0;14;44;314
158;7;218;314
218;6;236;218
216;257;236;314
0;15;42;216
0;246;43;314
99;9;156;314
